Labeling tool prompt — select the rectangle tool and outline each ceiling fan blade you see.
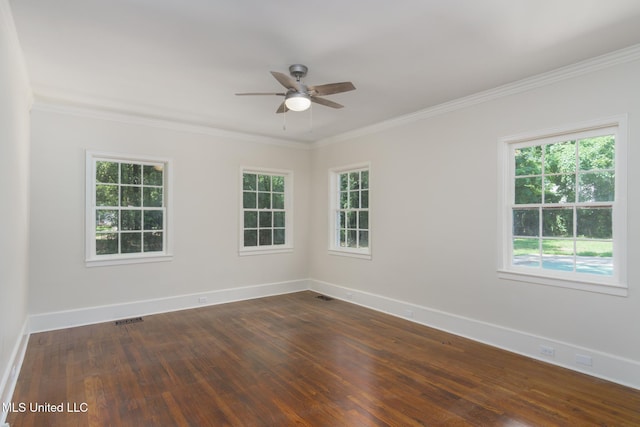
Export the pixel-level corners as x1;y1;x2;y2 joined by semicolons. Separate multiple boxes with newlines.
310;96;344;109
235;92;285;96
271;71;303;91
276;101;290;114
308;82;355;96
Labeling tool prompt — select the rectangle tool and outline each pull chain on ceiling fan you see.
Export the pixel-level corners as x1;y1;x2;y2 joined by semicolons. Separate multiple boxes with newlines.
235;64;356;113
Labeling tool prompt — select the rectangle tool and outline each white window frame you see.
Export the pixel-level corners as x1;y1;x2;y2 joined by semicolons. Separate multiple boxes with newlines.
497;116;627;296
328;162;372;260
239;166;293;256
85;151;173;267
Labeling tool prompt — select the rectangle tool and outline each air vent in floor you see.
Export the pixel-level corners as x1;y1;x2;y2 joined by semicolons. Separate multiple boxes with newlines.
115;317;143;326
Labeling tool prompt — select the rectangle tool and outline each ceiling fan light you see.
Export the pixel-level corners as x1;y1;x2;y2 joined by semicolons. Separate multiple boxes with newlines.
284;92;311;111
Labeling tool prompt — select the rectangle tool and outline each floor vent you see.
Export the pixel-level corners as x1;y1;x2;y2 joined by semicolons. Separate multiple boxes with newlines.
115;317;143;326
316;295;334;301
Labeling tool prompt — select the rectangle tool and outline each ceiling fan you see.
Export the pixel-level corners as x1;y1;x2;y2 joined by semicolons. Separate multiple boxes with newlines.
235;64;355;113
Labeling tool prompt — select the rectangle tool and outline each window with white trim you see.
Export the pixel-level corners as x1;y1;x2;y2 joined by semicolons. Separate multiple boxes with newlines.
329;164;371;259
86;152;172;266
499;118;627;295
240;167;293;255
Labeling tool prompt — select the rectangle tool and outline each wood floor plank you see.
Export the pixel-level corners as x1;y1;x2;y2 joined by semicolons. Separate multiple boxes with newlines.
6;291;640;426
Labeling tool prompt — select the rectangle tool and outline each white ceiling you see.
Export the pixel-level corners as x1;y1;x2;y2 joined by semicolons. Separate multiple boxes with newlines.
10;0;640;143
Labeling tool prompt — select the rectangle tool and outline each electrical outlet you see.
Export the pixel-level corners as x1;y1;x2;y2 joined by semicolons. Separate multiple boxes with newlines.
346;292;354;300
198;296;208;304
539;345;555;357
403;309;414;318
576;354;593;366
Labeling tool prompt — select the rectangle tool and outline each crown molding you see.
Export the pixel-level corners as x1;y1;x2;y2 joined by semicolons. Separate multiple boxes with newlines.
313;43;640;148
31;88;311;150
1;0;33;107
27;41;640;150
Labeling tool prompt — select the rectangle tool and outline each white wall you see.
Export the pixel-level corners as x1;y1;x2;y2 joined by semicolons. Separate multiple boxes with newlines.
309;59;640;368
0;0;31;413
27;109;311;315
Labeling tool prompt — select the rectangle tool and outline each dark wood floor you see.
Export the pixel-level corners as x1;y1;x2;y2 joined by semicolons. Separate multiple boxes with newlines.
6;291;640;426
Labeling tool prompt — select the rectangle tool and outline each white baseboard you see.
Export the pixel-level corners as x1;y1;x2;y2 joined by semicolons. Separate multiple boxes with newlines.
21;277;640;392
0;320;29;425
309;278;640;390
29;279;309;333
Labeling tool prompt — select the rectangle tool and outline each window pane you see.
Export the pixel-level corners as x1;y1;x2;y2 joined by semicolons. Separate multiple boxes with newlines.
542;239;575;272
259;229;272;246
96;210;118;232
347;230;357;248
143;232;163;252
340;191;349;209
340;173;348;191
349;191;360;209
273;229;285;245
121;232;142;254
121;163;141;185
543;174;575;203
515;177;542;204
339;229;346;247
361;190;369;209
143;165;163;186
244;211;257;228
96;184;118;206
272;175;284;192
273;211;285;228
243;191;256;209
577;207;612;239
515;146;542;176
272;193;284;210
259;211;272;228
349;172;360;190
347;211;357;229
339;211;346;229
361;170;369;189
258;192;271;209
579;136;614;171
244;230;257;247
542;208;573;237
359;231;369;248
243;173;257;191
121;210;141;231
96;234;118;255
121;186;141;207
258;175;271;191
544;141;575;174
359;211;369;230
513;209;539;237
512;238;540;267
143;187;163;207
576;241;613;276
144;210;163;230
578;172;615;202
96;161;118;183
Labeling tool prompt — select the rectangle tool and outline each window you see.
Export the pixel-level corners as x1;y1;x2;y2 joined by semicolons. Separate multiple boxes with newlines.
86;152;172;266
329;163;371;259
499;118;627;295
240;167;293;255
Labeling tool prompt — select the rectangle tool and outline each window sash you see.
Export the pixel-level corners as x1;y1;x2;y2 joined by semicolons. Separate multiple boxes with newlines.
499;119;627;295
86;152;172;266
239;168;293;255
329;164;371;258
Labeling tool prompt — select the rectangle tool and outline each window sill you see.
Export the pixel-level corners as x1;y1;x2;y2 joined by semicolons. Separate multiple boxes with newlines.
497;269;627;296
328;249;372;260
86;254;173;268
239;247;293;256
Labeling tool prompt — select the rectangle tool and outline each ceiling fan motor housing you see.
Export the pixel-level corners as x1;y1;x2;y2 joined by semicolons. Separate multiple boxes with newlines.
289;64;308;80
